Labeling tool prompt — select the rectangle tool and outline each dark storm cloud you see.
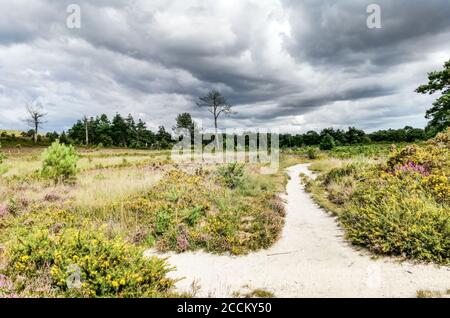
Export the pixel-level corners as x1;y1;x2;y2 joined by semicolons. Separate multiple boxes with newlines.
284;0;450;68
0;0;449;132
233;84;396;121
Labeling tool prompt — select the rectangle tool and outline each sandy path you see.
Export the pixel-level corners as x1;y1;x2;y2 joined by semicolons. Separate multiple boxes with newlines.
145;164;450;297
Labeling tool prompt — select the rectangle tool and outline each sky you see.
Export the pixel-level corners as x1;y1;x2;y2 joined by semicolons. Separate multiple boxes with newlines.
1;0;450;134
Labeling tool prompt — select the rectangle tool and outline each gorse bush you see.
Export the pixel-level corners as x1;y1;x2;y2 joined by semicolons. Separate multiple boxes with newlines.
314;128;450;264
217;163;246;188
119;169;284;255
3;228;175;297
41;140;79;183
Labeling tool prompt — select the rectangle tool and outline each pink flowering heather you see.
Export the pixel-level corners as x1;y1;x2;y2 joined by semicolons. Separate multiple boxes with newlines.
0;274;13;291
0;204;7;217
395;162;430;176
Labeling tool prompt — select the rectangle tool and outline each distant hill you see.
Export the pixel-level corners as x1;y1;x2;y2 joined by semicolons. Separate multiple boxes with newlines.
0;130;50;148
0;130;23;136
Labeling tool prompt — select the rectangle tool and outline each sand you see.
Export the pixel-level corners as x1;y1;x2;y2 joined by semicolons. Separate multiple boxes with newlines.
144;164;450;297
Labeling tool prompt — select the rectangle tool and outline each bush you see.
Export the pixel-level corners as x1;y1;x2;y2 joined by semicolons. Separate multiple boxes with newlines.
319;134;336;150
0;143;7;175
0;145;4;162
315;129;450;264
306;147;318;159
341;172;450;263
3;228;175;297
217;163;246;188
41;140;79;183
120;169;284;255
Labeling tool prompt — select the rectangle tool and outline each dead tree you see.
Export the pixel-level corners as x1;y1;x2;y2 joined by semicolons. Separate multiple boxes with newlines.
196;90;234;146
25;103;47;143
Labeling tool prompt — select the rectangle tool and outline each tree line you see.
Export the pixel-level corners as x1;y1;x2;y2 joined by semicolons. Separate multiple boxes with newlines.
66;113;173;149
10;118;428;150
278;126;427;150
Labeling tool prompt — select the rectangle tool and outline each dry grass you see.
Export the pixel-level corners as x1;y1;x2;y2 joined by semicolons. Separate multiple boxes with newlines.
1;149;169;178
73;167;162;210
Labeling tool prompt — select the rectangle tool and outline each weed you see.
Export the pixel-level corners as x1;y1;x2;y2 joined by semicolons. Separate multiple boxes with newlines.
217;163;246;189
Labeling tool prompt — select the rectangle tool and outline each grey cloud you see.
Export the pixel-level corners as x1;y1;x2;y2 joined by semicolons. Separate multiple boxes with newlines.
284;0;450;68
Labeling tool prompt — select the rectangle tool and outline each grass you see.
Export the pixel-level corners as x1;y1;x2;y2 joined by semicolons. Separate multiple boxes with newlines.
232;287;275;298
416;289;450;298
73;168;162;210
0;149;170;178
0;146;289;297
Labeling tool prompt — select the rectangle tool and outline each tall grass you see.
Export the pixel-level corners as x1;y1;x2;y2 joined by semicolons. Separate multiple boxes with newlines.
74;168;162;211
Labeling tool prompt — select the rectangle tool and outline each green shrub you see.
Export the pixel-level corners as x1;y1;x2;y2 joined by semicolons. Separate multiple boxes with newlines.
0;145;4;162
41;140;79;183
329;144;397;159
0;143;7;175
217;163;246;188
314;129;450;264
121;169;284;255
319;134;336;150
155;208;173;235
306;147;318;159
342;179;450;263
3;228;175;297
184;206;204;226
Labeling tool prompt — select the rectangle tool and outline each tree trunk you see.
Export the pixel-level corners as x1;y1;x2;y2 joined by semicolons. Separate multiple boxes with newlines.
214;114;219;149
34;121;38;143
85;121;89;146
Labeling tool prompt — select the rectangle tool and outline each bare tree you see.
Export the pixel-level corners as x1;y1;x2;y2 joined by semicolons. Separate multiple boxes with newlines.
25;103;47;143
82;115;89;146
196;90;234;144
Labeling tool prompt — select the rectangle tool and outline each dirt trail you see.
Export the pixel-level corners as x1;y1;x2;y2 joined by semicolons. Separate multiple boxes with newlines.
145;164;450;297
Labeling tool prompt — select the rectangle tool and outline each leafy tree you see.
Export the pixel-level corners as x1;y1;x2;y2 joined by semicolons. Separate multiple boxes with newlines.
111;113;128;147
94;114;113;146
46;131;59;142
66;113;162;148
174;113;196;143
41;140;79;184
67;120;85;144
125;114;137;144
59;131;69;144
156;126;172;149
133;119;155;149
345;127;366;144
319;133;336;150
174;113;195;133
369;127;426;143
404;126;426;142
416;60;450;134
303;131;321;145
320;128;346;146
